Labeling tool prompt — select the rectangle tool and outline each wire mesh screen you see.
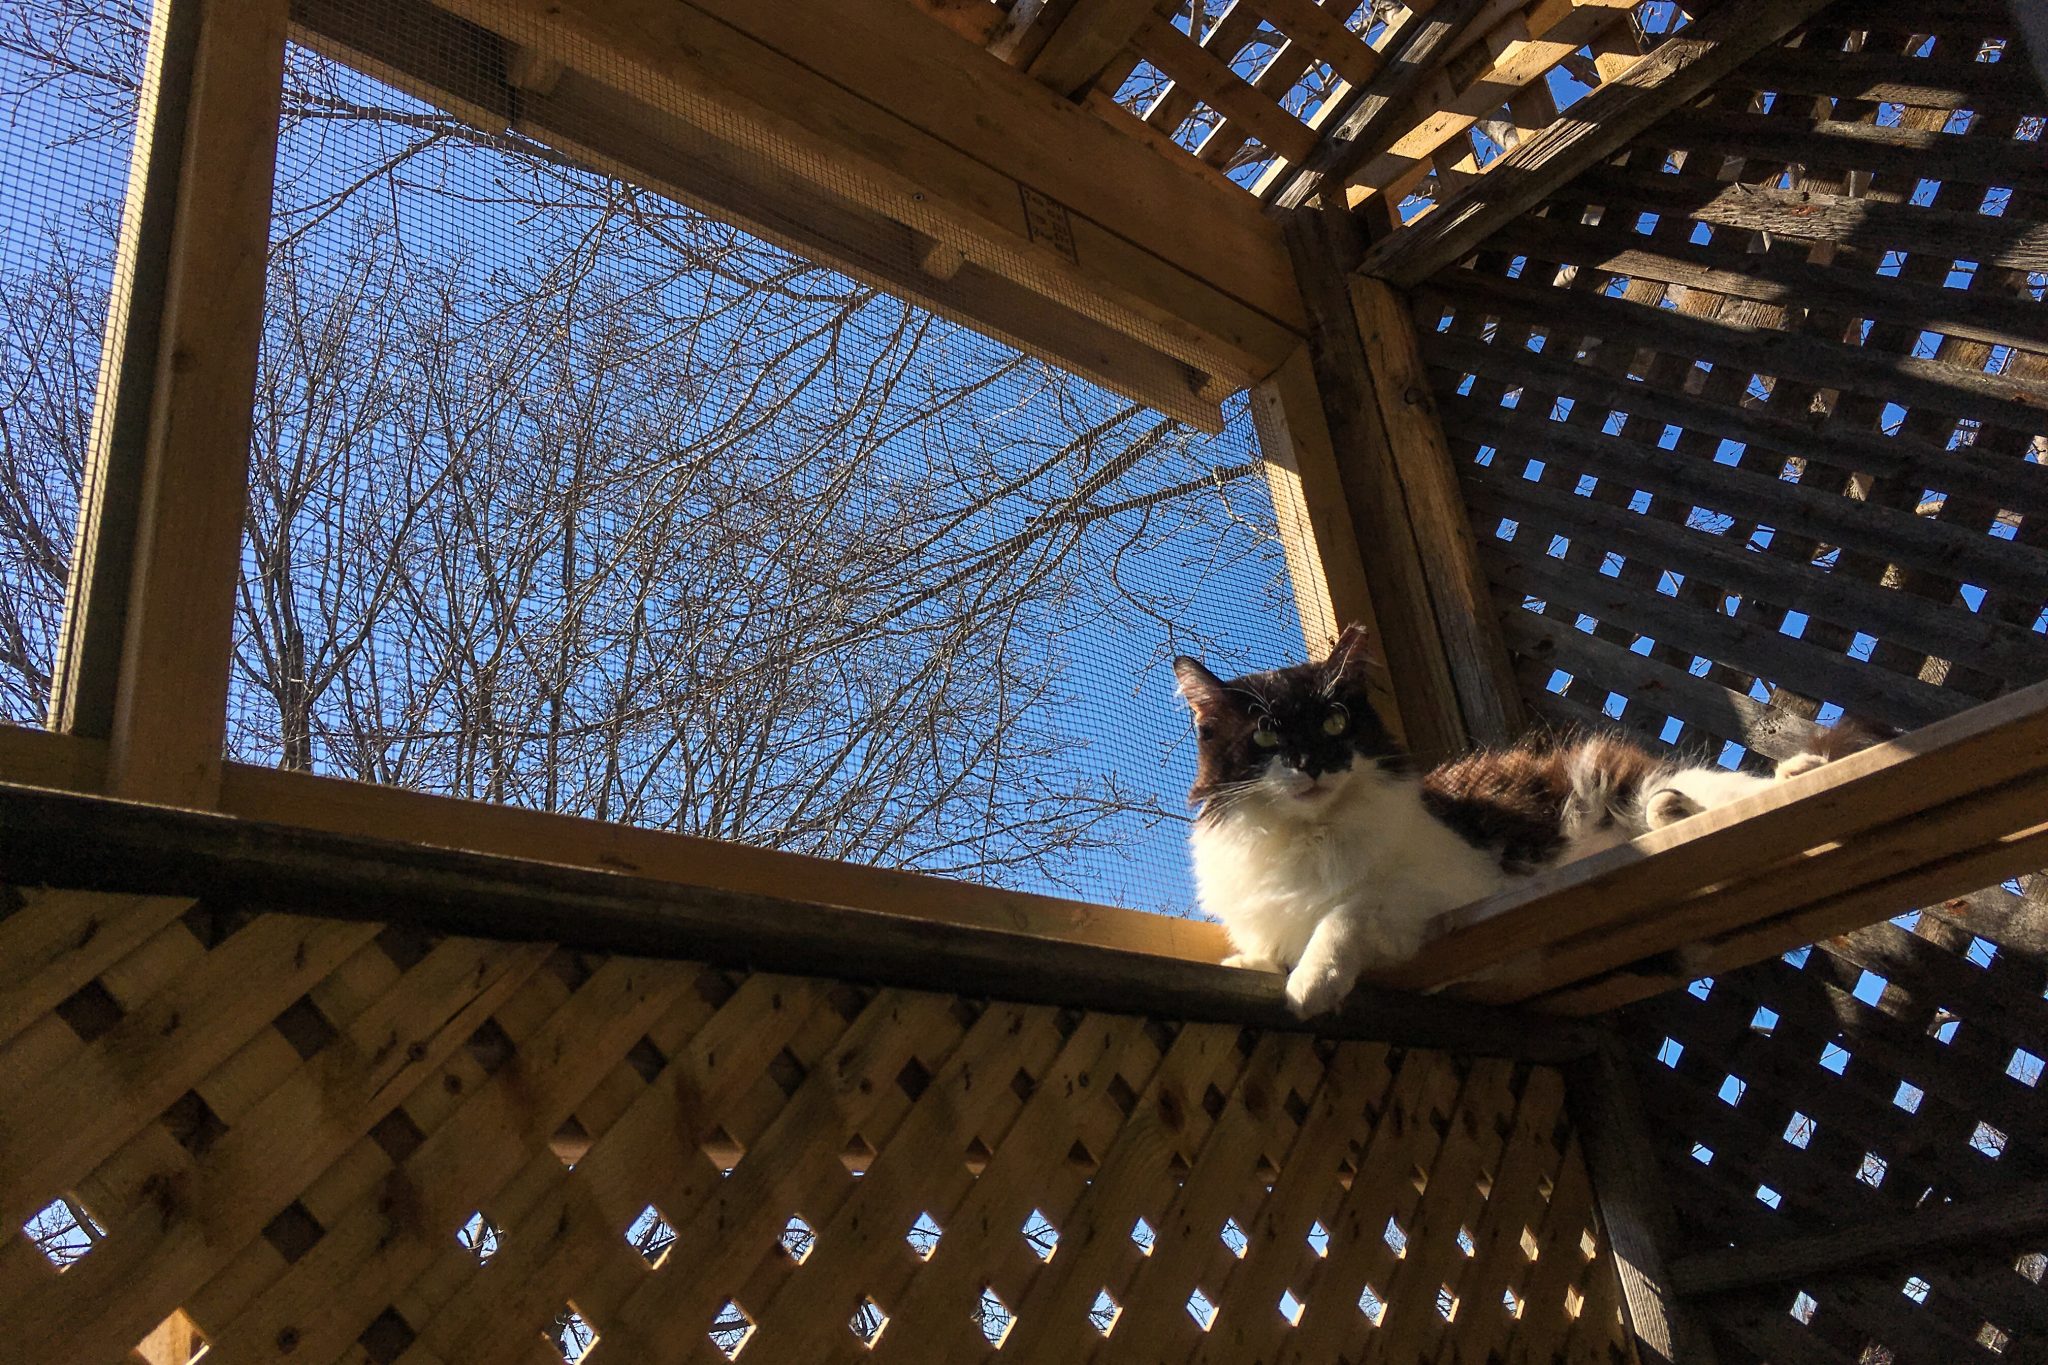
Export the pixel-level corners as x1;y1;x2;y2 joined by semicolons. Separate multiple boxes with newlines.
0;0;147;726
221;9;1303;914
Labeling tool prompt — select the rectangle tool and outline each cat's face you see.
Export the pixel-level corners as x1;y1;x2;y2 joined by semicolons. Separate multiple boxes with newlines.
1173;625;1403;819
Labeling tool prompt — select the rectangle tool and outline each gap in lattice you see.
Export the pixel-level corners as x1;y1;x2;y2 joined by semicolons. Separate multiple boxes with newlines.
709;1300;755;1359
551;1303;598;1363
550;1115;591;1169
1504;1286;1525;1318
976;1286;1015;1347
1130;1215;1157;1255
627;1204;676;1266
1306;1219;1330;1257
964;1136;994;1177
1790;1290;1818;1325
1456;1225;1476;1257
1220;1216;1249;1258
1279;1288;1305;1325
1089;1289;1121;1336
1359;1283;1388;1326
457;1210;501;1263
1383;1216;1408;1258
23;1195;104;1270
1186;1286;1219;1331
359;1306;414;1364
905;1211;941;1260
1022;1208;1058;1261
782;1213;816;1262
849;1296;888;1348
1437;1285;1460;1322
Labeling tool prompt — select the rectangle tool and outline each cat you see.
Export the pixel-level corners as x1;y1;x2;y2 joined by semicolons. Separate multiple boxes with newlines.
1173;624;1829;1018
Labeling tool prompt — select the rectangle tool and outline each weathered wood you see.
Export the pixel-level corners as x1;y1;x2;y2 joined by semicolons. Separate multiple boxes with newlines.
1359;0;1838;285
1568;1042;1719;1365
1351;276;1525;748
105;5;287;803
0;779;1601;1060
1267;0;1497;210
1733;43;2040;109
1434;270;2048;432
1249;346;1404;731
2009;0;2048;102
1284;205;1471;762
1561;169;2048;271
1487;211;2048;356
1132;11;1319;164
1372;679;2048;1005
1419;325;2048;520
1022;0;1158;97
1644;105;2047;187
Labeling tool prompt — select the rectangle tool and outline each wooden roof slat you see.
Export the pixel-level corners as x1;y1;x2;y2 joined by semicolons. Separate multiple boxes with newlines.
1023;0;1161;97
1267;0;1497;209
1255;0;1385;89
1329;0;1640;209
1136;0;1276;142
1358;0;1838;285
1132;9;1322;163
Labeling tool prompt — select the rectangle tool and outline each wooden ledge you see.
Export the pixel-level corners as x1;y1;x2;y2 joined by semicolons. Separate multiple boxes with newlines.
1374;679;2048;1014
0;778;1598;1062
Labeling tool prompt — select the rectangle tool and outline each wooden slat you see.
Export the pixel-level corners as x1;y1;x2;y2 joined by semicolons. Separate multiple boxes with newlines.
1023;0;1159;97
1131;10;1320;164
1285;205;1470;762
98;0;290;805
1560;168;2048;270
1268;0;1497;209
1567;1043;1719;1364
1359;0;1837;286
1671;1180;2048;1298
0;778;1602;1060
1350;276;1525;748
1371;679;2048;1006
1250;346;1405;733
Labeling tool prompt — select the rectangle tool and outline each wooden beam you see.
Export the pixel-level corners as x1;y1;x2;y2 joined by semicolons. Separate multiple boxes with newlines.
1358;0;1836;287
408;0;1302;416
1670;1184;2048;1298
45;0;200;740
0;779;1602;1061
95;0;289;805
1268;0;1497;211
1567;1042;1721;1365
1286;205;1471;763
1023;0;1159;98
1371;679;2048;1011
1349;275;1523;747
1282;206;1524;761
1249;347;1403;732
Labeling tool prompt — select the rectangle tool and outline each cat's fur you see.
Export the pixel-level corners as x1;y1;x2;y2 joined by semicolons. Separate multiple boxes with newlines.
1174;625;1825;1018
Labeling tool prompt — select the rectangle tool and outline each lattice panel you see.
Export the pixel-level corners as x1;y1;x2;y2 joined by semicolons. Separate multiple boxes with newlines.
0;885;1630;1364
1083;0;1652;200
1615;886;2048;1362
1414;0;2048;772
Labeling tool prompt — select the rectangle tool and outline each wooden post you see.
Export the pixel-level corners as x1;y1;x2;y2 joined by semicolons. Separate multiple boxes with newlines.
1567;1040;1721;1365
1250;347;1404;734
45;0;203;740
85;0;289;805
1281;202;1522;763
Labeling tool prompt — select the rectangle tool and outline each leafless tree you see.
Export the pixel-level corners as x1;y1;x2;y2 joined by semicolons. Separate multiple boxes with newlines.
0;0;1294;910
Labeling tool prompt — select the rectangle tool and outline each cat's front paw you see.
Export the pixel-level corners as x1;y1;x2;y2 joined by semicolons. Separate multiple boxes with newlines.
1774;752;1828;780
1284;959;1358;1019
1645;787;1702;829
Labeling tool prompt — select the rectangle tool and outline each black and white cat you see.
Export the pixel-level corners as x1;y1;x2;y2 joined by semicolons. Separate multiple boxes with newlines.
1174;625;1828;1017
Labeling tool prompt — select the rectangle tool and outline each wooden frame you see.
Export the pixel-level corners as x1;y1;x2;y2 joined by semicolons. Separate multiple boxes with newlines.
291;0;1305;431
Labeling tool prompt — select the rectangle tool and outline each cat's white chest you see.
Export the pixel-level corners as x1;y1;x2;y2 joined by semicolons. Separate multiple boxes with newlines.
1188;774;1510;969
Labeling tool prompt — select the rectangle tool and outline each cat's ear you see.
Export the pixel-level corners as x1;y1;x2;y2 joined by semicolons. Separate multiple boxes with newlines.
1173;656;1228;720
1322;623;1379;683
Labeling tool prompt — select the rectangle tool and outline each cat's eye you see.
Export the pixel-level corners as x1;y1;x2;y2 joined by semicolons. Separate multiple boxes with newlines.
1322;708;1348;736
1252;727;1280;749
